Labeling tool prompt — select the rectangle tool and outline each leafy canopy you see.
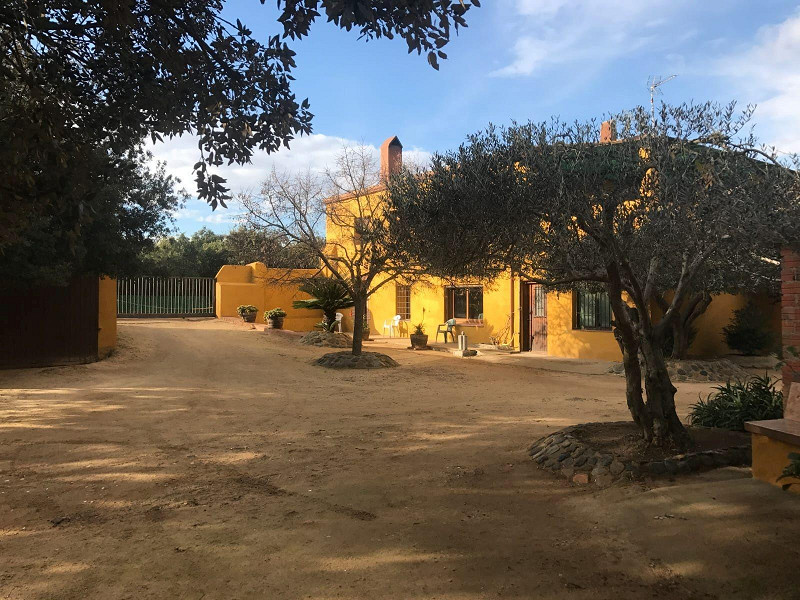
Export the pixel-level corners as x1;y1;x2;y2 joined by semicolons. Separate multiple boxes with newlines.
386;101;800;445
0;148;185;287
387;102;800;311
1;0;479;246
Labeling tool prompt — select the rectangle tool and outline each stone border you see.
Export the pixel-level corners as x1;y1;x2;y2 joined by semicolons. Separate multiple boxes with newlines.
606;358;750;383
528;424;751;486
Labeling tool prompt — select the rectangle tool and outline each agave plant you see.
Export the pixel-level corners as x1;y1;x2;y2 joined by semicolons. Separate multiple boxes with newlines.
292;277;354;332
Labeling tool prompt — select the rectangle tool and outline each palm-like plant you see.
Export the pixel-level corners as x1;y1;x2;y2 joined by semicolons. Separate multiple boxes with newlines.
292;277;354;332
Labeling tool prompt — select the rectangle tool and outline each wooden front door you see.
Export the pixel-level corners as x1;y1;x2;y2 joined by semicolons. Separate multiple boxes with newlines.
527;284;548;352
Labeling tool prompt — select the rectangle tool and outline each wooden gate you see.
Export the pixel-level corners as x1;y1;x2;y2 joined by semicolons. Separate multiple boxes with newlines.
0;277;99;368
521;283;548;352
117;277;215;317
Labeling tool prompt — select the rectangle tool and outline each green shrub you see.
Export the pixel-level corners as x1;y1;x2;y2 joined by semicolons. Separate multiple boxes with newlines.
264;307;287;319
688;374;783;431
722;301;776;356
778;453;800;491
236;304;258;316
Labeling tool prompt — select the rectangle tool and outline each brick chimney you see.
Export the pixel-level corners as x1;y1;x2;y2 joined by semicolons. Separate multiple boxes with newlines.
380;136;403;181
600;120;616;143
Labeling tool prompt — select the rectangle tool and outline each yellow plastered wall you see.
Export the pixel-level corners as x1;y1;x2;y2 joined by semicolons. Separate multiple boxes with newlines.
215;262;323;331
656;292;781;358
750;434;800;493
546;291;622;361
340;273;520;347
324;189;520;346
546;290;781;361
97;277;117;358
688;294;749;357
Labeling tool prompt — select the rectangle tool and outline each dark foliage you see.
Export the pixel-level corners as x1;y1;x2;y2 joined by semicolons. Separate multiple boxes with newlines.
226;226;320;269
688;375;784;431
723;300;777;356
1;0;478;261
0;148;184;287
293;277;354;330
136;226;319;277
138;229;229;278
778;453;800;490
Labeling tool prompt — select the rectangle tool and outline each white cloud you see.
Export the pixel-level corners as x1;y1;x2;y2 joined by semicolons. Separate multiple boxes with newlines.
716;9;800;153
491;0;680;78
147;132;431;232
147;133;431;197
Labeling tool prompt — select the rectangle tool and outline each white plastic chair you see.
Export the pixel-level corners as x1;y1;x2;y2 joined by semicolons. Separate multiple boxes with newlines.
334;312;343;333
392;314;402;337
383;314;402;337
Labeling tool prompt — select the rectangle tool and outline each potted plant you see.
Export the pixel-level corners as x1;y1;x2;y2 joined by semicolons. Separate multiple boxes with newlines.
237;305;258;323
410;322;428;349
362;315;371;341
265;307;287;329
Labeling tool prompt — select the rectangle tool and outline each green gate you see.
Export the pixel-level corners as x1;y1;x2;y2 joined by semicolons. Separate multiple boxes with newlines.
117;276;215;317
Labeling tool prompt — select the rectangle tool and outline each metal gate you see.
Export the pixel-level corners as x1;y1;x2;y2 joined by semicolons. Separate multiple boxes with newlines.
0;277;99;368
117;276;215;317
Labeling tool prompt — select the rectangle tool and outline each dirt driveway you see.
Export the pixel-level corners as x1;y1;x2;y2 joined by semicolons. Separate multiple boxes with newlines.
1;319;798;600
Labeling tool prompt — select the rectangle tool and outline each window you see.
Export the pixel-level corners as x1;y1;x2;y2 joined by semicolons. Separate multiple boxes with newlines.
445;286;483;322
396;285;411;320
573;290;614;330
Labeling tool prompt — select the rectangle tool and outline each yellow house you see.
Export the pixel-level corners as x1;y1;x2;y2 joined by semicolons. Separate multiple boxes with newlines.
326;135;780;361
214;133;779;361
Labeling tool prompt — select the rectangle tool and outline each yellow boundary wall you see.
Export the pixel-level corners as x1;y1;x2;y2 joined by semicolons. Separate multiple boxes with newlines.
215;263;323;331
98;277;117;358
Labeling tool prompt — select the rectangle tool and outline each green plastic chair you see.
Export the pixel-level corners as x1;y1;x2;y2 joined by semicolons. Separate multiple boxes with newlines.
436;318;457;342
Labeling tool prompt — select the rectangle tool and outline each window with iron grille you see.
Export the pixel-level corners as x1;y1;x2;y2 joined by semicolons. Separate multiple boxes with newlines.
445;286;483;322
573;290;614;330
395;284;411;320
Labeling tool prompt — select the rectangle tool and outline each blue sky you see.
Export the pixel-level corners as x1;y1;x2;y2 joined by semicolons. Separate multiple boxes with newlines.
150;0;800;234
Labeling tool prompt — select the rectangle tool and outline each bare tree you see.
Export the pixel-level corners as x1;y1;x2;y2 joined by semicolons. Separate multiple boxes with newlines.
239;144;424;355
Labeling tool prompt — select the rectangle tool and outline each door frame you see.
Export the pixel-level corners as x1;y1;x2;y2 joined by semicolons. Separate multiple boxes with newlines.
520;282;548;352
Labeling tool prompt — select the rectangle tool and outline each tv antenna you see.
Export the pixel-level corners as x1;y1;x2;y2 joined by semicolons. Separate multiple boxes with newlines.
647;74;677;124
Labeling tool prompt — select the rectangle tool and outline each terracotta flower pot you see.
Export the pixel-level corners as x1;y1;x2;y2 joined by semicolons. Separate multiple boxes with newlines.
241;312;257;323
267;316;284;329
410;333;428;349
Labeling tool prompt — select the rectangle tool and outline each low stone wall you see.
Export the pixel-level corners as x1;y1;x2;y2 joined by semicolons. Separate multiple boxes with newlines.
528;425;751;486
607;359;750;383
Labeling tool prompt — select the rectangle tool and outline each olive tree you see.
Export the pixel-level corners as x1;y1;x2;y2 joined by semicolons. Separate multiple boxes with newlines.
239;145;425;356
387;102;800;448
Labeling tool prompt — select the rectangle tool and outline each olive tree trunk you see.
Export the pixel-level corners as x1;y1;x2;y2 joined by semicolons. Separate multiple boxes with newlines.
639;333;691;449
607;266;689;449
658;291;712;359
